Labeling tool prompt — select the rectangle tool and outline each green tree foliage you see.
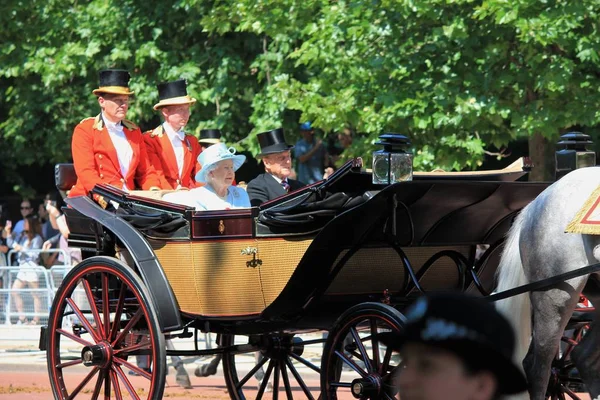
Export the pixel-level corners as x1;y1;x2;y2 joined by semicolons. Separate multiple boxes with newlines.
2;0;600;192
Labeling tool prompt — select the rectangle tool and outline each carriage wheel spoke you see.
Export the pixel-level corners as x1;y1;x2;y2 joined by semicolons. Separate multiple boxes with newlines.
235;353;270;389
112;308;143;347
330;382;353;387
56;359;83;369
257;359;276;400
285;357;315;400
102;273;111;339
334;349;368;377
298;337;327;346
91;369;104;400
67;367;99;400
289;351;321;373
66;298;102;343
57;328;94;348
110;370;124;400
113;364;141;400
560;383;581;400
82;278;105;338
110;284;128;342
370;318;382;372
384;392;397;400
350;326;373;373
382;346;394;374
114;340;151;356
272;361;280;400
279;359;294;400
104;369;111;400
114;356;152;380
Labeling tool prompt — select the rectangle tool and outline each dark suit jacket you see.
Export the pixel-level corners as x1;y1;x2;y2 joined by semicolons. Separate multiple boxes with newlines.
247;173;305;207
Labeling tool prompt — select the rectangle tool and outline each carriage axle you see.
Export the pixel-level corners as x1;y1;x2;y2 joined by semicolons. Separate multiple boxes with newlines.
81;342;112;368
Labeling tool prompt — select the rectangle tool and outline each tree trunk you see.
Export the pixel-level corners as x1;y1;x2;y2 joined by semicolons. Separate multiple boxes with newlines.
527;132;556;182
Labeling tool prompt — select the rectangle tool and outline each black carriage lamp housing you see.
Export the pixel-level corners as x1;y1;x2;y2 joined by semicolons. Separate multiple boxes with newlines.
555;132;596;180
372;133;413;185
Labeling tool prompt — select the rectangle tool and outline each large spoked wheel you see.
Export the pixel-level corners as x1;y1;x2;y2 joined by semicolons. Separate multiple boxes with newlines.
321;302;405;400
222;332;326;399
47;256;166;400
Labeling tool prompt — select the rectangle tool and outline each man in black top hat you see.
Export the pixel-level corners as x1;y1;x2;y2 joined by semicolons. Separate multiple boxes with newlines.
381;292;528;400
246;128;305;206
144;79;201;190
70;69;160;201
199;129;222;151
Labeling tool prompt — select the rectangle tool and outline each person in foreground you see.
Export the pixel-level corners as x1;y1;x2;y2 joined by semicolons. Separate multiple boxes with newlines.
381;292;528;400
163;143;250;210
246;128;305;206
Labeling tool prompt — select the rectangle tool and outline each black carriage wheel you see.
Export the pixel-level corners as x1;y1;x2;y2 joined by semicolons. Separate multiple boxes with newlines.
222;332;326;399
47;256;166;400
546;324;588;400
321;302;405;400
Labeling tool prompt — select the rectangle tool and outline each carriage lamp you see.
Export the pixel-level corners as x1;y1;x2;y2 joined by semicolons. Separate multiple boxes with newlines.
372;133;413;185
555;132;596;180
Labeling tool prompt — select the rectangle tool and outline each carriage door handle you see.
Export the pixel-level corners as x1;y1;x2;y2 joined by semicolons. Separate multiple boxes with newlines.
241;247;262;268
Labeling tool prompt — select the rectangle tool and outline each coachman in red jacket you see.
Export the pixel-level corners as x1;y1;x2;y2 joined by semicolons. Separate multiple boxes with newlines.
143;79;202;189
70;69;160;201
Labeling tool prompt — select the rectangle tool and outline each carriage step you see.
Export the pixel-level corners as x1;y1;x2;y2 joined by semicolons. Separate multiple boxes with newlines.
39;326;47;351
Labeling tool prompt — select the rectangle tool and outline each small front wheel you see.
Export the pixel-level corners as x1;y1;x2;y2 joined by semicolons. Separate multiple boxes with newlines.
321;302;405;400
46;256;166;400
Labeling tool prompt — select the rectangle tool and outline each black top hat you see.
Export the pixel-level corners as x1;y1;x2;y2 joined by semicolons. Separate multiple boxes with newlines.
153;79;197;110
199;129;222;145
257;128;294;156
93;69;134;96
380;292;527;395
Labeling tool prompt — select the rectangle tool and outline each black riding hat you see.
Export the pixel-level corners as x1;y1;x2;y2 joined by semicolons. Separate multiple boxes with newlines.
153;79;196;110
257;128;294;156
199;129;222;145
93;69;134;96
381;292;528;395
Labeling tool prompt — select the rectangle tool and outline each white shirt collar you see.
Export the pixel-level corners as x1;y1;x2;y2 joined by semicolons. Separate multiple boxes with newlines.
163;123;185;141
102;113;122;132
269;174;287;184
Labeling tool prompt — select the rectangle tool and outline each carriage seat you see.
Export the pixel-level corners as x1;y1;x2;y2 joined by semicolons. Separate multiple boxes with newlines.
55;163;77;199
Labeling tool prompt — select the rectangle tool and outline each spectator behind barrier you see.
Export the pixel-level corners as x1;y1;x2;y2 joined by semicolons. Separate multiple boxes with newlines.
4;215;44;325
0;209;9;315
0;203;9;267
12;198;34;237
42;202;82;266
38;193;60;241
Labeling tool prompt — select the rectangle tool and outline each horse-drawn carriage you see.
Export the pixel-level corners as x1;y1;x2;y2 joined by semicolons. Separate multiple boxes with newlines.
41;158;599;400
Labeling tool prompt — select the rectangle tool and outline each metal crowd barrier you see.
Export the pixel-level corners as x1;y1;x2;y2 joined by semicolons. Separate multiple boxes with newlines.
0;249;73;325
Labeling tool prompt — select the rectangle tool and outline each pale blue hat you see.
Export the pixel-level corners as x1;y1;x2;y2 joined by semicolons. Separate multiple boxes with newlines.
195;143;246;183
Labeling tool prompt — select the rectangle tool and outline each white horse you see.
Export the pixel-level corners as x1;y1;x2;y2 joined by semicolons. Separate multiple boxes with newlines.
496;166;600;399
